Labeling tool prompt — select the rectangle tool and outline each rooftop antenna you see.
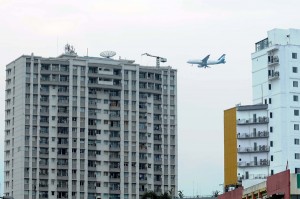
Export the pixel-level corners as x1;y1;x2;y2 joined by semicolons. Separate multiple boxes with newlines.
100;51;116;59
141;53;167;68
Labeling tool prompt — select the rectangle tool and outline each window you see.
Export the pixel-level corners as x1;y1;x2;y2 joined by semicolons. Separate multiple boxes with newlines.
295;153;300;159
292;53;297;59
270;141;273;147
295;124;300;130
270;126;273;132
268;84;272;90
294;95;299;102
270;112;273;118
271;155;273;161
269;98;272;104
293;81;298;87
296;168;300;173
271;170;274;175
293;67;298;73
295;110;299;116
295;139;299;145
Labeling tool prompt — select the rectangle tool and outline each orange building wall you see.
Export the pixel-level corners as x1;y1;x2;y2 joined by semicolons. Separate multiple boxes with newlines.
224;107;237;186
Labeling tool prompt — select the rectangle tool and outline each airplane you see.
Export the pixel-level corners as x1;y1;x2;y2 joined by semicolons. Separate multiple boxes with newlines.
187;54;226;68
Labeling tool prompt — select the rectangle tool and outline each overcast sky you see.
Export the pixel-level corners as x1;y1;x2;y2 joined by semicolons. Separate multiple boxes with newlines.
1;0;300;197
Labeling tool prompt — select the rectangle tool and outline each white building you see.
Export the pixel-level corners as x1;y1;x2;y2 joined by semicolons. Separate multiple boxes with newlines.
236;104;269;188
252;28;300;176
224;28;300;190
4;49;178;199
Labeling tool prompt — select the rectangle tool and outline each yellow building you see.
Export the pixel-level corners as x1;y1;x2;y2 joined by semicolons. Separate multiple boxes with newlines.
224;107;238;187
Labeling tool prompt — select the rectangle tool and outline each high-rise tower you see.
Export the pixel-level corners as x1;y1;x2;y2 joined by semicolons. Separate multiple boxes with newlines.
224;28;300;189
252;29;300;175
4;49;177;199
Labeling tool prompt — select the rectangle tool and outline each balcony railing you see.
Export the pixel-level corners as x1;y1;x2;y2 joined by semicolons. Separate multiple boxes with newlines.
268;56;279;66
268;71;279;80
238;159;270;167
238;174;267;181
237;117;269;125
238;145;269;153
237;131;269;139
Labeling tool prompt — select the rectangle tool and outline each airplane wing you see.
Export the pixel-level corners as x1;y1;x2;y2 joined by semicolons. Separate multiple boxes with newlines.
202;55;210;66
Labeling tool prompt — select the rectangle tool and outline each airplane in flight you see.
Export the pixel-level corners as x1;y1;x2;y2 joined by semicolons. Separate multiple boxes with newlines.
187;54;226;68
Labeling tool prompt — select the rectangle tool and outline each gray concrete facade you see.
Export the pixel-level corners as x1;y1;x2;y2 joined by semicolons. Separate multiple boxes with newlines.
4;52;177;199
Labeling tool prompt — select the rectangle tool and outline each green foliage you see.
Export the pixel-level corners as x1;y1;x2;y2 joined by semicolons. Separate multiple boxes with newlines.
178;190;184;198
142;191;172;199
212;190;220;197
141;191;159;199
159;192;171;199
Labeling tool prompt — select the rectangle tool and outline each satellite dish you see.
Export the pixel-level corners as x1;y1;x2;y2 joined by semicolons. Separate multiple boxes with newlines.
100;51;116;58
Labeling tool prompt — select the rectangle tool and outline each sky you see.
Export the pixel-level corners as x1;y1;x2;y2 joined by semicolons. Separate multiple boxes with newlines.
0;0;300;197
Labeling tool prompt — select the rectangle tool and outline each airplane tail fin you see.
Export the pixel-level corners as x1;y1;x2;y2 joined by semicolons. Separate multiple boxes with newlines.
218;54;226;63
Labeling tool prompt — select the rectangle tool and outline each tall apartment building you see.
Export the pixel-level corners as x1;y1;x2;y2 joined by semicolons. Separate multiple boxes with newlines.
4;49;178;199
224;105;269;189
224;28;300;190
252;28;300;176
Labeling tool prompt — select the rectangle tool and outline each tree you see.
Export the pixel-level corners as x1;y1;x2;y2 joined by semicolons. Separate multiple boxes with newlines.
178;190;184;198
159;192;171;199
212;190;220;197
142;191;159;199
142;191;172;199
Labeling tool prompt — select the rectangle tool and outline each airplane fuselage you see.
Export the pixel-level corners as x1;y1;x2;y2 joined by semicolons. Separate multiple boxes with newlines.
187;60;223;66
187;54;226;68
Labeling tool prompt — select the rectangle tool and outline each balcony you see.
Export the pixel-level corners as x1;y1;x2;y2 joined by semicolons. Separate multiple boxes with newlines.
109;114;121;120
238;159;270;167
268;55;279;66
238;145;269;153
139;136;147;142
238;174;267;181
98;79;113;85
98;69;114;75
109;155;121;161
109;125;121;131
237;117;269;125
268;71;279;81
109;145;120;152
237;131;269;139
